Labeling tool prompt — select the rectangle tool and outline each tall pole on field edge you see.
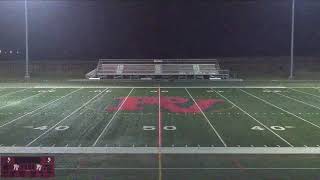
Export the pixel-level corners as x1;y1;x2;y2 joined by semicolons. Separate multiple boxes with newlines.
289;0;295;79
24;0;30;79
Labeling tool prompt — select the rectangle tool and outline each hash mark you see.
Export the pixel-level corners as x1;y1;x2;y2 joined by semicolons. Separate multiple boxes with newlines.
285;126;295;129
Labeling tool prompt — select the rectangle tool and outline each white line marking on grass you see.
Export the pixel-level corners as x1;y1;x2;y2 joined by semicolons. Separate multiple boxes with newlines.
185;88;227;147
0;88;28;98
290;88;320;99
55;167;320;170
26;89;107;147
0;89;82;128
3;147;320;154
0;86;300;89
92;88;134;147
158;87;163;149
214;90;293;147
240;89;320;130
275;92;320;111
0;91;46;109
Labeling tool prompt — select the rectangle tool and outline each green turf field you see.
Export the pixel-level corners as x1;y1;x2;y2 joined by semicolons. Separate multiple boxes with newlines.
1;84;320;179
1;86;320;147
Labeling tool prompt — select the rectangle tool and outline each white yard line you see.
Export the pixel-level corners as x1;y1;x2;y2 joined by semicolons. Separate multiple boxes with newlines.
26;89;108;147
0;91;46;109
185;88;227;147
289;88;320;99
0;88;28;98
214;90;293;147
0;88;82;128
158;87;162;148
92;88;134;147
240;89;320;130
275;92;320;111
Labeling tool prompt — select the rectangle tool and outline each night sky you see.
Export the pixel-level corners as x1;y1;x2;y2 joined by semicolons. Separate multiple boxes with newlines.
0;0;320;60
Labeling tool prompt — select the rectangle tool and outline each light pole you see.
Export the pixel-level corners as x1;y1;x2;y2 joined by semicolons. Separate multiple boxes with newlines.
24;0;30;79
289;0;295;79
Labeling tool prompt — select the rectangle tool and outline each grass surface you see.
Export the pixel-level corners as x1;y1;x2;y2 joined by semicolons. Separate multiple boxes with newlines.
1;83;320;179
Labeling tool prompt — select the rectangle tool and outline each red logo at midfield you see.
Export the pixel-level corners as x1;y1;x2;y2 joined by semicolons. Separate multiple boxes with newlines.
107;96;225;113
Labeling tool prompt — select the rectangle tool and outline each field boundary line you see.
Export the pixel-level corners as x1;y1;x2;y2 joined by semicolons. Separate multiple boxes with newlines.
92;88;134;146
0;86;295;89
55;167;320;170
289;88;320;99
214;90;293;147
2;147;320;154
0;89;49;109
185;88;227;147
0;88;28;98
0;88;82;128
4;86;320;89
26;88;108;147
275;92;320;110
240;89;320;130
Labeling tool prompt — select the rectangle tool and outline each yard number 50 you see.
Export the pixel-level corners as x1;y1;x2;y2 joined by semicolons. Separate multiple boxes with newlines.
143;126;176;131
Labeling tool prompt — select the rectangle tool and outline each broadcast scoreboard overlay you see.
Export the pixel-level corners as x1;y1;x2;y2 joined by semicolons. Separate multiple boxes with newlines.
1;156;54;178
0;85;320;179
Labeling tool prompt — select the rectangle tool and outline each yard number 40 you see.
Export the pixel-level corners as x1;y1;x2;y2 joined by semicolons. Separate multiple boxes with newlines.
251;126;286;131
33;126;69;131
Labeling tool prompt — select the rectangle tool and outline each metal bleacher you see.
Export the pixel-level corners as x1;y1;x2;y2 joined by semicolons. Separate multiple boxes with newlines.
86;59;230;80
